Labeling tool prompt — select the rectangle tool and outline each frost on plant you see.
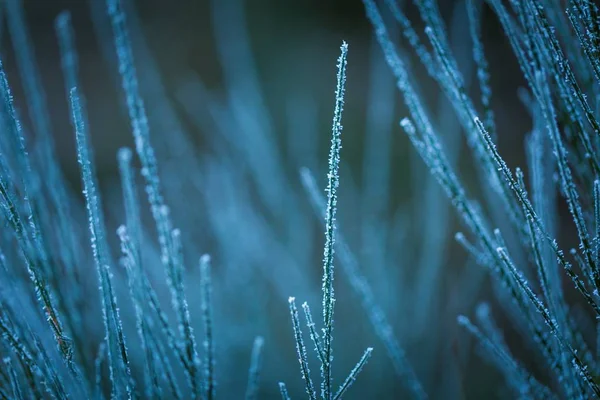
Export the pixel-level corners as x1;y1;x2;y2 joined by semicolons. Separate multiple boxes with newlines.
2;0;600;398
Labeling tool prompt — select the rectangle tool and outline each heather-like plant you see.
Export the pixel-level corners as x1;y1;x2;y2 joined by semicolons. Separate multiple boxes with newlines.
0;0;377;398
3;0;600;398
0;0;277;397
364;0;600;397
282;43;373;400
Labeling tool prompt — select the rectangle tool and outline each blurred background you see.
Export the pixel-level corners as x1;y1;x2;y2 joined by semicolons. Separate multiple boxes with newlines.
1;0;554;398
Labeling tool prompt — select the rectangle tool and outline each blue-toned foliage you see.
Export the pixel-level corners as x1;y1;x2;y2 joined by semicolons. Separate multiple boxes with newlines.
2;0;600;398
366;0;600;398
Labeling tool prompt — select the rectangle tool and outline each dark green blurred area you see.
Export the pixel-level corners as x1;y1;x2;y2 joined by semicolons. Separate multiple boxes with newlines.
7;0;529;187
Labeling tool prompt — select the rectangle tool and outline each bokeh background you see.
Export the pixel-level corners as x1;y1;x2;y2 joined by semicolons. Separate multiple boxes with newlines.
1;0;562;398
